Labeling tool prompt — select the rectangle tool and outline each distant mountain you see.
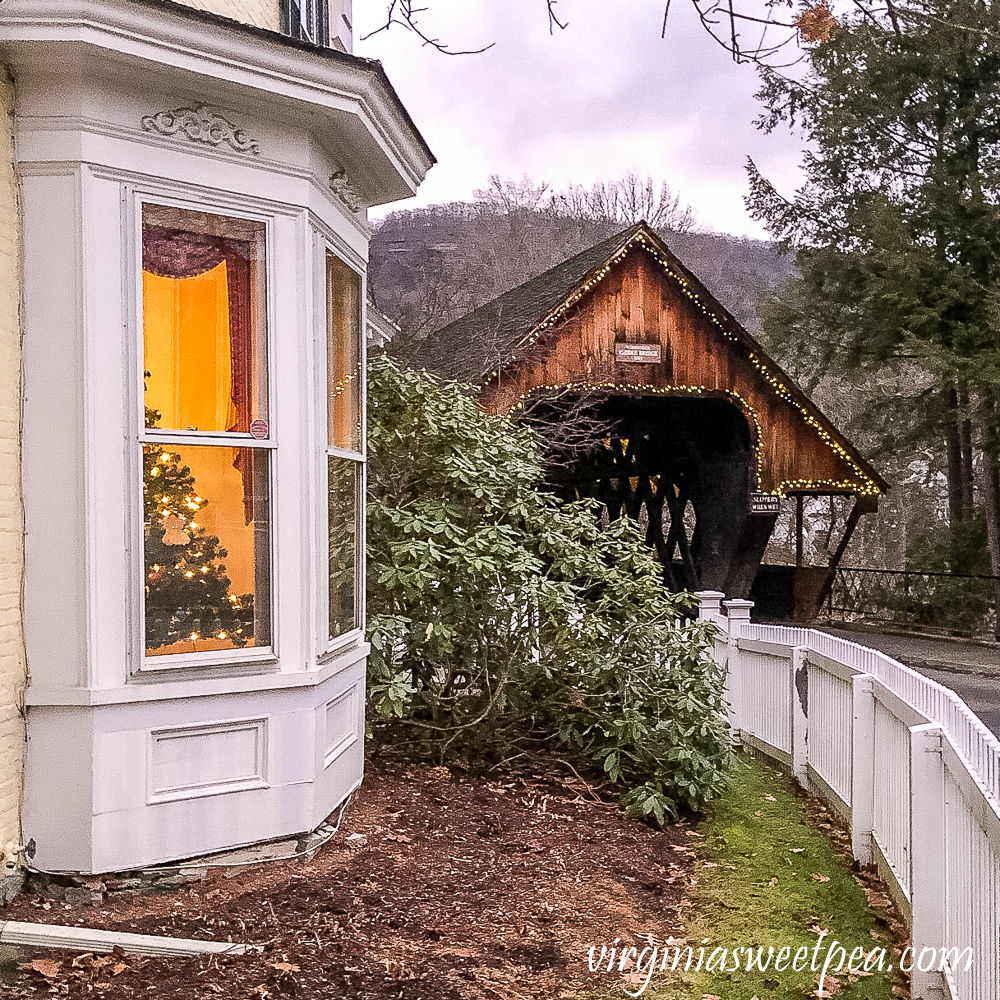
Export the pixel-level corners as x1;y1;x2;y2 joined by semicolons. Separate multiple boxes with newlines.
368;202;797;345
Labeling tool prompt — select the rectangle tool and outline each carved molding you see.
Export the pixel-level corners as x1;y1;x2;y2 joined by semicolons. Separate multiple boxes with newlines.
329;169;364;214
141;106;261;157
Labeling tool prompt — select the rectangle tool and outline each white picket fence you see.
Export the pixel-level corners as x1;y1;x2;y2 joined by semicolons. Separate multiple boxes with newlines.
696;591;1000;1000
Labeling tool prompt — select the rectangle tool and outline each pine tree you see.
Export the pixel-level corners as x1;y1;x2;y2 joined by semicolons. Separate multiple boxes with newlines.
746;0;1000;599
143;406;254;650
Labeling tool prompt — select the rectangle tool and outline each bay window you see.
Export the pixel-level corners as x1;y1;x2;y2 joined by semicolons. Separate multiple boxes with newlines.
11;0;432;874
141;204;272;660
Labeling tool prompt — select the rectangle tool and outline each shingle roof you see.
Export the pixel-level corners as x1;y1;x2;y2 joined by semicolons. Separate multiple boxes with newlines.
408;224;644;383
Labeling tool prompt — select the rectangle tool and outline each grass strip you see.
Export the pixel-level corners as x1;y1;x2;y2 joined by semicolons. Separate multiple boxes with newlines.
583;754;905;999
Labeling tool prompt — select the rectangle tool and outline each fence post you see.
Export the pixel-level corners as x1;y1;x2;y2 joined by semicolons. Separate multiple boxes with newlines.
791;646;808;787
850;673;875;865
909;723;948;1000
696;591;732;725
694;590;726;628
723;600;753;736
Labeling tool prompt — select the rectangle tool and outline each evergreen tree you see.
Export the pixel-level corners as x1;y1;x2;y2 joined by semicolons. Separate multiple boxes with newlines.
746;0;1000;599
143;406;254;650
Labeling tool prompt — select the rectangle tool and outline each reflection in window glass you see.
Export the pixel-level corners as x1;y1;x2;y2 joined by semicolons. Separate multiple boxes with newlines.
144;445;271;656
326;253;362;452
143;205;267;434
328;456;359;639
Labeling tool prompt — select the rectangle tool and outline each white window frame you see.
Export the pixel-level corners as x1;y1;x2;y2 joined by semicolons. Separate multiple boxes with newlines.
287;0;328;46
318;235;366;657
131;190;279;675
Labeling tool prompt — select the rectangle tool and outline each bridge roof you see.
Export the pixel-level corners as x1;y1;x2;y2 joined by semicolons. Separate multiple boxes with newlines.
409;222;887;497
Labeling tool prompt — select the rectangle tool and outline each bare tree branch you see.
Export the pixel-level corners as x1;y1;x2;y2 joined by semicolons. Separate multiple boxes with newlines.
361;0;496;54
547;0;568;33
363;1;1000;70
514;387;621;470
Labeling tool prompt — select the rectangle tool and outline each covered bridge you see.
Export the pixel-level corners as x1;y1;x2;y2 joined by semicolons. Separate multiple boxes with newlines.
409;222;887;610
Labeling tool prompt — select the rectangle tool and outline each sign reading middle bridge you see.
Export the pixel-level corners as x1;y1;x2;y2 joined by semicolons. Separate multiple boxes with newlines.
616;342;662;364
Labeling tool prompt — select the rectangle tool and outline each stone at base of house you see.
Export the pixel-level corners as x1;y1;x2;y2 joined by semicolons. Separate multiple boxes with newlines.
10;815;344;905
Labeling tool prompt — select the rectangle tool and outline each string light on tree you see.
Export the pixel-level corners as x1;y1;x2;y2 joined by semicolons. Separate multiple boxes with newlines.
142;407;254;651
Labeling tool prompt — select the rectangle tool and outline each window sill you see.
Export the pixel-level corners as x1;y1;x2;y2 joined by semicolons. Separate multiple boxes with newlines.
319;626;366;664
25;643;368;707
138;646;279;675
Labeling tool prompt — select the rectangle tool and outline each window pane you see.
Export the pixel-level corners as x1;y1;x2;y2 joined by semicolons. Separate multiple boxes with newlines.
143;205;267;434
144;444;271;656
328;456;360;638
327;253;362;451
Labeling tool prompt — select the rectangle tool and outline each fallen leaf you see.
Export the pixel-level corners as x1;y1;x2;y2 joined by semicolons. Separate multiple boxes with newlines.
273;962;300;972
790;847;805;853
702;862;718;868
112;963;128;976
812;972;841;997
767;877;778;887
754;809;762;816
764;794;777;801
810;924;829;935
30;959;61;978
811;873;831;882
703;995;722;1000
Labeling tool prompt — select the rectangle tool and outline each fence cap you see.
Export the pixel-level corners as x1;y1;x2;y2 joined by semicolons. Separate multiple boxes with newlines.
723;599;755;620
694;591;725;613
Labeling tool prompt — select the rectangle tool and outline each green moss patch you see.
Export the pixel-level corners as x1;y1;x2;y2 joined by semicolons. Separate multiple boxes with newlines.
583;755;906;999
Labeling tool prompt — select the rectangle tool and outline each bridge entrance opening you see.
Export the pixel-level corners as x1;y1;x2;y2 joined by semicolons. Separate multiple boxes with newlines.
528;393;769;595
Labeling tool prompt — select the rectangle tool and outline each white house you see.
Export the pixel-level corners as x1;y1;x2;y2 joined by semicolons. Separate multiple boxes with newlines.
0;0;433;873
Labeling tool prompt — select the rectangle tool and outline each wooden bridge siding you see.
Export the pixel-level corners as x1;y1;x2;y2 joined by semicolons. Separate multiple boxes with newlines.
484;249;867;495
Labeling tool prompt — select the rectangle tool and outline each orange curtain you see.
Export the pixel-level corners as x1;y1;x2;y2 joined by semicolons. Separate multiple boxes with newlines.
143;223;255;521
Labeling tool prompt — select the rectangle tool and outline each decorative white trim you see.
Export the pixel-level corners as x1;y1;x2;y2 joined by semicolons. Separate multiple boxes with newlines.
141;106;261;157
323;686;358;767
24;642;368;706
0;0;434;203
148;718;268;803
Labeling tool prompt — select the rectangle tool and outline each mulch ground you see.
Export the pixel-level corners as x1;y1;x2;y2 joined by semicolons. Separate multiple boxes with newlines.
1;734;695;998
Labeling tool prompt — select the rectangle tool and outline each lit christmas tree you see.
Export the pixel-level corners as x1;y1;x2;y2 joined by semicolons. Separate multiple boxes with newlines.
143;405;254;650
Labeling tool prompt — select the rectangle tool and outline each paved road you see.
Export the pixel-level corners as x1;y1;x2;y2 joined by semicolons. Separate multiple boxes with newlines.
815;625;1000;737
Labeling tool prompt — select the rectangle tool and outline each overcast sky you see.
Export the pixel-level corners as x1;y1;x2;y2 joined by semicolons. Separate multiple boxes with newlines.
354;0;809;238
